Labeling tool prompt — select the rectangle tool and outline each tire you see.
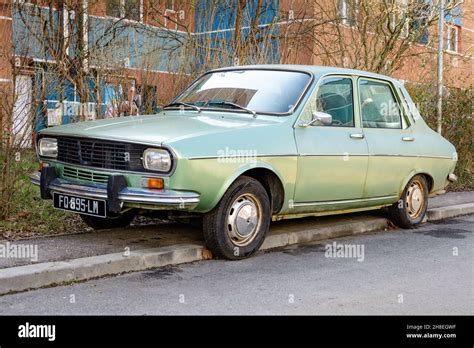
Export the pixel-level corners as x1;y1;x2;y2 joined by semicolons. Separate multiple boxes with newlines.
203;176;271;260
80;210;136;230
389;175;428;228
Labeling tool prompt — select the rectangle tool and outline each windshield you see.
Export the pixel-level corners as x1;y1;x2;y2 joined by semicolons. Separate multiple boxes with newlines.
173;69;312;114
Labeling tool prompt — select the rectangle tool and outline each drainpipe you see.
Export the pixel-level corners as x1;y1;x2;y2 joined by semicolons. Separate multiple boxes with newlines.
82;0;89;73
436;0;444;135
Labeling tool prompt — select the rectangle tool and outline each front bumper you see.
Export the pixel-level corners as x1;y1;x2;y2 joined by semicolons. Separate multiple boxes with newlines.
29;171;200;211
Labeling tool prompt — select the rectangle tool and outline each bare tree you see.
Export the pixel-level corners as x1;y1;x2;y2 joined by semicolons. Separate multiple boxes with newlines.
0;0;471;222
0;1;37;219
306;0;466;74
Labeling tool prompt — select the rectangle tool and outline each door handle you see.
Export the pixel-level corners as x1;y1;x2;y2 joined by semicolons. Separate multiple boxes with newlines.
402;136;415;142
350;133;365;139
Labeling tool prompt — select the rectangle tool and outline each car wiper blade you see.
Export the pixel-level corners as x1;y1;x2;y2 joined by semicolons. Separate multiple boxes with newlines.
206;100;257;118
164;101;201;113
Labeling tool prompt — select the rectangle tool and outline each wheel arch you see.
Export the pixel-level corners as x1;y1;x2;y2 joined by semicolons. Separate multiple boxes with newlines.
399;170;434;196
210;162;286;214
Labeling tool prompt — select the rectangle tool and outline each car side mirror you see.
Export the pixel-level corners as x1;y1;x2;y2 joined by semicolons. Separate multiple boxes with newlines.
312;111;332;125
301;111;333;127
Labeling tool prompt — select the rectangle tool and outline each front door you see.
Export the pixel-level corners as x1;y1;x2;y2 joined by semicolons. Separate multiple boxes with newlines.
293;76;369;210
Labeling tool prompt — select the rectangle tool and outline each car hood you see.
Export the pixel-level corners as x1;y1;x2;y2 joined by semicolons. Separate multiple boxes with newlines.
39;111;282;145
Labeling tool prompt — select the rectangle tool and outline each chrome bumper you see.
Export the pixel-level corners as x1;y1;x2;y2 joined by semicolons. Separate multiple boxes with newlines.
448;173;458;182
29;171;200;209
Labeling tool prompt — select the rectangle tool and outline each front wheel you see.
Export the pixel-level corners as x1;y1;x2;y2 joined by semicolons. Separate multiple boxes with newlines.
203;176;271;260
80;210;136;230
389;175;428;228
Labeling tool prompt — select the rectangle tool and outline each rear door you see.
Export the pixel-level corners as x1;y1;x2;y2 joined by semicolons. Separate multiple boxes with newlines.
358;78;419;198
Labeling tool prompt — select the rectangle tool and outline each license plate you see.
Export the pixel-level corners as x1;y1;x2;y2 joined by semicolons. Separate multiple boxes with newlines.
53;193;107;218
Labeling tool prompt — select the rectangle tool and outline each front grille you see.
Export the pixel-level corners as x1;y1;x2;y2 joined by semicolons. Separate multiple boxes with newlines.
63;166;110;184
56;137;146;171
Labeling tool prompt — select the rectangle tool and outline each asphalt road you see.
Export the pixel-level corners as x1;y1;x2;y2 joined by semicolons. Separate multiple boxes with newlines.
1;215;473;315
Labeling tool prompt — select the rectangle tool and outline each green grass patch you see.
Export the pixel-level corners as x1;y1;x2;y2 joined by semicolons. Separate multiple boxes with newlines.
0;152;87;239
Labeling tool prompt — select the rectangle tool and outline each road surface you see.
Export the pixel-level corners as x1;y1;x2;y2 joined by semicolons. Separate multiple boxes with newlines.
1;215;472;315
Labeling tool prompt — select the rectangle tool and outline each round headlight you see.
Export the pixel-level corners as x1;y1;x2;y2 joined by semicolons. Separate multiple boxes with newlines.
142;148;172;172
38;138;58;158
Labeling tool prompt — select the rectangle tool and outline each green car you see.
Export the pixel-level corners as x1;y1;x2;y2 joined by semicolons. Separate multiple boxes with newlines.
31;65;457;259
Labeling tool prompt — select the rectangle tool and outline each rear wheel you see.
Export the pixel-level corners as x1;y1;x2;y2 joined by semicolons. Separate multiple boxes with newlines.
80;210;136;230
203;176;271;260
389;175;428;228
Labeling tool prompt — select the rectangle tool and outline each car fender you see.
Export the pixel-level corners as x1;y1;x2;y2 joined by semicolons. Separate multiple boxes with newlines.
208;161;288;212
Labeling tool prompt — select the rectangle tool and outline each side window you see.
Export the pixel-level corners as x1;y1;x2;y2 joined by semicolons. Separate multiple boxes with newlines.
398;86;421;122
396;87;414;128
312;77;355;127
359;79;402;129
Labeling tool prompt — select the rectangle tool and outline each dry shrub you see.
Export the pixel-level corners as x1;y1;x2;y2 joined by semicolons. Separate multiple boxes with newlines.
406;83;473;190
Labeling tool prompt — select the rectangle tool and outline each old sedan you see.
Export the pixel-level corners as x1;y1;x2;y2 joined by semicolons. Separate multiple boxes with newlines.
30;65;457;259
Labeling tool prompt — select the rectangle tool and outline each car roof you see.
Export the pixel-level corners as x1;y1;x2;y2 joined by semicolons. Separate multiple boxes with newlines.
211;64;402;85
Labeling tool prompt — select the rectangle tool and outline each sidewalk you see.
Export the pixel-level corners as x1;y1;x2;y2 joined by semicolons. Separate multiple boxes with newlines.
0;191;472;295
428;191;474;208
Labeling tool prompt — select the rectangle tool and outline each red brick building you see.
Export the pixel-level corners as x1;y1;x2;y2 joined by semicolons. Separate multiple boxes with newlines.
0;0;472;142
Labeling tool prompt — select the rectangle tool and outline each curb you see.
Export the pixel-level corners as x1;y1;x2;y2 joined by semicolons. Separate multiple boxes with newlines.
0;244;204;295
426;203;474;221
0;204;472;295
261;216;389;250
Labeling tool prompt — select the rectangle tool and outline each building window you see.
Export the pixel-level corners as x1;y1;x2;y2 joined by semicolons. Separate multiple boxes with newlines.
337;0;357;26
409;18;429;45
141;85;158;114
106;0;122;18
389;0;409;38
446;25;459;53
165;0;175;11
164;0;179;29
106;0;143;22
124;0;142;21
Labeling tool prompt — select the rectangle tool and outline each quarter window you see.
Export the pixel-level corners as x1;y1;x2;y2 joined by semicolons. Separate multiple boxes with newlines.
359;79;402;129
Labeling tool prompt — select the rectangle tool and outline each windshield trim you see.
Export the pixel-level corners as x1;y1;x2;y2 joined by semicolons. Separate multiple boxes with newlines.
169;67;315;116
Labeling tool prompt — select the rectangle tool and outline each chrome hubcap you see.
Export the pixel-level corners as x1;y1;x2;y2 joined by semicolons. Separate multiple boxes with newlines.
226;194;262;247
406;180;424;219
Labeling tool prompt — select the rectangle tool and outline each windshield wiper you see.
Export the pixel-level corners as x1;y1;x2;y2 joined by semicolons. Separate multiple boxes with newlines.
206;100;257;118
164;101;201;113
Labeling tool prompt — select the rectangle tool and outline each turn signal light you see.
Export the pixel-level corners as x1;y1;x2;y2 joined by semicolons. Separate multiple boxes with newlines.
38;161;49;171
145;178;164;190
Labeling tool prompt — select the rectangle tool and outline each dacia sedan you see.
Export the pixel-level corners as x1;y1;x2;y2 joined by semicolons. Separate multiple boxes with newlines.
30;65;458;259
